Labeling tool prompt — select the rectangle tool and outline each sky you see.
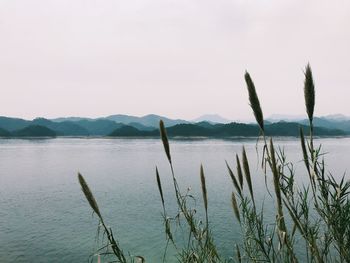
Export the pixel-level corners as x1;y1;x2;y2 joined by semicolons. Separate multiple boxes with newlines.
0;0;349;121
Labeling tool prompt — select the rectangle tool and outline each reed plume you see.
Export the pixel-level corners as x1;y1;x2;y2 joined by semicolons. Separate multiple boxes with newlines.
245;71;264;132
304;63;315;124
159;120;171;164
78;173;102;220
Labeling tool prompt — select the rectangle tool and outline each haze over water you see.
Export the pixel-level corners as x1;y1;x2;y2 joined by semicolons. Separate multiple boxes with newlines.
0;137;349;262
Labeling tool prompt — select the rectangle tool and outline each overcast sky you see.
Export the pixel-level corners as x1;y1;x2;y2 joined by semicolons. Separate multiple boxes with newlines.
0;0;349;121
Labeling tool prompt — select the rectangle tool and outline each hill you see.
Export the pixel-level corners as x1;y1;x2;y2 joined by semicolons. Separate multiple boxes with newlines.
0;115;348;138
109;125;155;137
51;117;92;122
267;115;350;133
0;116;31;131
265;122;344;136
12;125;56;137
104;114;188;128
0;127;11;137
109;121;346;137
33;118;89;136
192;114;232;124
300;117;350;133
73;119;123;135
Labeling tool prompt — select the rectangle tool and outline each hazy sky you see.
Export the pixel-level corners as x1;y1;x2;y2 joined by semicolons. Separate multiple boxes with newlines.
1;0;349;121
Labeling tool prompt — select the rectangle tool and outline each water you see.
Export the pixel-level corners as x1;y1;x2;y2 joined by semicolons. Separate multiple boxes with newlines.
0;137;349;262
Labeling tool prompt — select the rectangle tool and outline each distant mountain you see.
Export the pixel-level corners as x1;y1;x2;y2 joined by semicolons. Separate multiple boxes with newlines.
165;124;212;136
51;117;93;122
109;125;156;137
267;114;350;133
73;119;123;136
103;114;139;123
33;118;89;136
265;122;343;136
104;114;188;128
300;117;350;133
267;114;306;122
0;127;11;137
193;114;232;124
195;121;223;129
0;114;349;138
324;114;350;121
127;122;155;131
109;121;346;138
12;125;56;137
0;117;90;136
37;118;132;136
0;116;31;131
0;117;125;136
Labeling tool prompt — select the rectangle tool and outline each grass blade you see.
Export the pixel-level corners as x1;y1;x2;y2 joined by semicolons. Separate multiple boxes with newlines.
226;160;242;197
236;154;244;189
300;128;310;176
231;192;241;223
156;167;165;208
200;164;208;213
242;146;254;204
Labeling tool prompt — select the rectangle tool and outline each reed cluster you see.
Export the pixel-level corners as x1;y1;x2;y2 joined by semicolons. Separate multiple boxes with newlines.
78;64;350;262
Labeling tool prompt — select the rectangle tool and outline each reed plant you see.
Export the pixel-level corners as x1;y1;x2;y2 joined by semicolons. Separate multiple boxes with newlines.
78;64;350;262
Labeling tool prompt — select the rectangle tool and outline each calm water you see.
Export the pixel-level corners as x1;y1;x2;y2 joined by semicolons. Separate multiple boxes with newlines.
0;137;349;262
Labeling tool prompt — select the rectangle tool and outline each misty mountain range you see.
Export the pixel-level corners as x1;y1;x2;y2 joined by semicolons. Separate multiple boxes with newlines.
0;114;349;137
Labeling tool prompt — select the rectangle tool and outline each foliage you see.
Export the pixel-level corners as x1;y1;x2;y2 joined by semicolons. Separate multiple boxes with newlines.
78;64;350;262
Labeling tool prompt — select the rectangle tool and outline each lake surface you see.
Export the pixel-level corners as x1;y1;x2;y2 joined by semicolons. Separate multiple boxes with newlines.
0;137;349;262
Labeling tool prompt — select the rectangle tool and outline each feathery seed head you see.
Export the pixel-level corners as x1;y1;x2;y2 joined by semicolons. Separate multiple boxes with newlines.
304;63;315;123
78;173;102;220
159;120;171;163
245;71;264;132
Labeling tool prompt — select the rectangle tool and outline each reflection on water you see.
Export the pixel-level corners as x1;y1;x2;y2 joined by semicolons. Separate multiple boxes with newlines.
0;138;349;262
